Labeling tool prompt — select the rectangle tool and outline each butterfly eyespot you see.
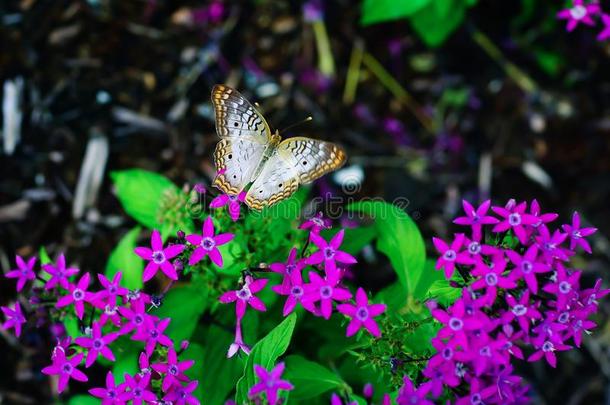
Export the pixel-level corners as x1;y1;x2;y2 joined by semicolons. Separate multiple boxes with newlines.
233;122;239;127
228;154;232;159
259;190;263;193
278;184;282;188
233;175;237;179
302;161;307;165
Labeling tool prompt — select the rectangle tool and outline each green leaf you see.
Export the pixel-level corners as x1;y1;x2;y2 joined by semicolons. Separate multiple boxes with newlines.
412;259;446;300
361;0;431;25
321;226;377;256
534;49;564;77
284;355;345;400
182;343;206;400
105;226;143;290
348;201;426;296
68;395;100;405
410;0;467;47
63;315;81;339
152;284;207;342
39;246;52;265
110;169;179;229
112;348;139;384
235;313;297;403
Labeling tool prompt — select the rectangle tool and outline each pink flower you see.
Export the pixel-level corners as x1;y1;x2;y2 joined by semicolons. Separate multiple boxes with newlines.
134;229;185;282
562;211;597;253
123;373;157;405
186;216;234;267
42;254;79;290
455;379;496;405
270;248;306;290
471;260;517;306
1;302;26;337
56;272;93;319
152;347;194;391
75;321;119;367
506;245;549;294
535;225;569;263
118;298;157;335
396;376;433;405
164;380;200;405
453;200;499;240
557;0;600;32
89;371;130;404
94;272;129;308
306;230;357;277
337;288;386;337
248;362;294;405
132;318;173;356
527;339;571;368
210;191;247;221
432;299;484;349
492;201;537;243
41;349;88;393
303;271;352;319
502;291;541;333
227;317;251;358
272;268;316;316
528;199;558;227
299;212;331;235
598;14;610;41
432;234;473;279
219;276;268;319
542;264;580;310
5;255;36;292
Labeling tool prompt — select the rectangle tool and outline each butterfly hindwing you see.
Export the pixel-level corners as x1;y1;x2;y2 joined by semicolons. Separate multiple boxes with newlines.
213;138;266;195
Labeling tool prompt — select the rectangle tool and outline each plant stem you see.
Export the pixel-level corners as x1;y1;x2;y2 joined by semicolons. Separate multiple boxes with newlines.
312;20;335;77
343;39;364;104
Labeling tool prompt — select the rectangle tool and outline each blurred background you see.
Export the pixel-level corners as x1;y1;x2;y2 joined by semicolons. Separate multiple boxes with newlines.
1;0;610;403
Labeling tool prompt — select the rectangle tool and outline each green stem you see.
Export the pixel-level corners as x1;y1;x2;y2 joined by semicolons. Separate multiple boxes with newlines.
312;20;336;77
343;39;364;104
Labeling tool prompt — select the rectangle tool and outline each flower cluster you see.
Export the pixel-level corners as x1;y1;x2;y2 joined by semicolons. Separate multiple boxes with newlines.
417;199;606;404
557;0;610;41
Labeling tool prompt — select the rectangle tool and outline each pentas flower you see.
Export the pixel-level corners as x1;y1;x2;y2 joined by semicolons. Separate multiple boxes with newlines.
6;255;36;292
580;278;610;312
219;276;267;319
152;347;194;391
307;230;357;276
528;199;558;228
94;272;129;306
562;211;597;253
270;247;306;289
272;269;316;316
455;379;496;405
56;272;93;319
599;14;610;41
1;302;26;337
471;259;517;306
453;200;498;240
89;371;130;404
492;201;537;243
304;271;352;319
209;191;247;221
118;298;156;335
563;310;597;347
227;318;251;358
132;318;173;356
75;321;119;367
42;254;79;290
432;233;473;279
527;339;571;368
535;225;569;263
123;373;157;405
186;216;234;267
337;288;386;337
164;380;200;405
432;299;483;349
248;362;294;405
502;291;541;333
557;0;600;32
134;229;185;282
396;376;433;405
98;303;122;327
542;264;580;310
505;245;549;294
41;350;88;393
299;212;331;235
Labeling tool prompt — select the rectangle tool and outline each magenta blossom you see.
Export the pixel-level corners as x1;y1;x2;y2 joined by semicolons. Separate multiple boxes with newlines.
227;317;251;358
42;254;79;290
89;371;130;404
432;234;473;279
527;339;571;368
272;269;316;317
164;380;200;405
337;288;386;337
219;276;267;319
557;0;600;32
542;264;580;310
56;272;93;319
131;318;173;356
299;212;331;235
396;376;433;405
75;321;119;367
506;245;549;294
307;230;357;277
502;291;541;333
186;216;234;267
210;191;247;221
1;302;26;337
118;298;157;335
453;200;499;240
41;350;88;393
123;373;157;405
94;272;129;307
134;229;185;282
248;362;294;405
303;271;352;319
598;14;610;41
492;201;537;243
471;260;517;306
6;255;36;292
562;211;597;253
152;347;194;391
270;247;306;290
432;299;484;349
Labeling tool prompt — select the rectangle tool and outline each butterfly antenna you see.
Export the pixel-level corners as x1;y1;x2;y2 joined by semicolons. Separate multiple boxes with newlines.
279;116;313;134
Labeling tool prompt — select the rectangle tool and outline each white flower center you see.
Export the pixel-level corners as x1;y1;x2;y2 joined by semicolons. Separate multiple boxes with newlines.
570;5;587;19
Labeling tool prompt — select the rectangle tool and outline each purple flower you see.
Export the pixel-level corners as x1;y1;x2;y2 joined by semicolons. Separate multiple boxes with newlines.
432;299;484;349
186;216;234;267
303;271;352;319
502;291;541;333
135;229;185;282
506;245;549;294
307;230;357;277
543;264;580;310
164;380;200;405
299;212;332;235
95;272;129;306
131;318;173;356
471;259;517;306
337;288;386;337
41;349;88;393
363;383;373;399
89;371;130;404
1;302;26;337
557;0;599;32
527;339;571;368
219;276;268;319
248;362;294;405
455;379;496;405
118;298;156;335
580;278;610;312
123;373;157;405
562;211;597;253
56;272;93;320
272;268;315;316
270;248;306;290
5;255;36;292
598;14;610;41
210;191;247;221
529;199;558;227
42;254;79;290
227;317;251;358
75;321;119;367
535;225;569;263
453;200;499;240
492;201;537;243
396;376;433;405
152;347;194;391
432;234;473;279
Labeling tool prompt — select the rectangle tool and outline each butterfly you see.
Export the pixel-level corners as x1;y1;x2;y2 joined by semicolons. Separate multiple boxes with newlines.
210;84;347;210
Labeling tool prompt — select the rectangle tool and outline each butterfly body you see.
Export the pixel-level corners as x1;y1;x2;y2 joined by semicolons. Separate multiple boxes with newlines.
211;85;346;210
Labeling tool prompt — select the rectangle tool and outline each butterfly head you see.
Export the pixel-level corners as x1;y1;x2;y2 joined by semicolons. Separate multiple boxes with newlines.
270;130;282;146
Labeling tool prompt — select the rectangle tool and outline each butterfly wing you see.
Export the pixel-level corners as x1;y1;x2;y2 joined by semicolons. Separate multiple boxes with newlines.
245;137;347;210
211;85;270;194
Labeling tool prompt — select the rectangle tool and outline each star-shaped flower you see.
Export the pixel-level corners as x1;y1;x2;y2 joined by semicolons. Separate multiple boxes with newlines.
248;362;293;405
562;211;597;253
303;271;352;319
56;272;93;319
42;254;79;290
152;347;194;392
5;255;36;292
1;302;26;337
307;230;357;277
135;229;185;282
186;216;234;267
453;200;499;240
557;0;600;32
75;321;119;367
598;14;610;41
219;276;268;319
89;371;130;404
337;288;386;337
41;349;88;393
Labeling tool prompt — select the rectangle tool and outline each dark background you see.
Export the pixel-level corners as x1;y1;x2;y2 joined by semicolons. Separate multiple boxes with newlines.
1;0;609;403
